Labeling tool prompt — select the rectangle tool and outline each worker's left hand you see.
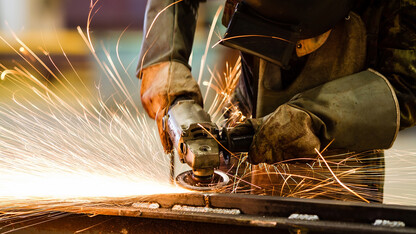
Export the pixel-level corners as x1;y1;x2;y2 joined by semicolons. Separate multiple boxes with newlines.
247;104;321;164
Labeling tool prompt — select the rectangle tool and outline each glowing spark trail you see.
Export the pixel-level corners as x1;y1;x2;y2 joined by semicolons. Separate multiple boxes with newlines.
0;16;187;207
197;5;223;84
314;148;370;203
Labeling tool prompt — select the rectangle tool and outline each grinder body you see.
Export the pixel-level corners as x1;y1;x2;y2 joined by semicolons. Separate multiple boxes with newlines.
165;100;220;178
165;99;254;190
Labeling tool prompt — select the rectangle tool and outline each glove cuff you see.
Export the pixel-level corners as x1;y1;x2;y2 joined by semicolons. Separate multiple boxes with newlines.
289;69;400;151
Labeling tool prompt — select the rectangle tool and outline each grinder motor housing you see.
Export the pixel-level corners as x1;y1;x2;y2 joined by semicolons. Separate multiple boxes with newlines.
164;100;220;178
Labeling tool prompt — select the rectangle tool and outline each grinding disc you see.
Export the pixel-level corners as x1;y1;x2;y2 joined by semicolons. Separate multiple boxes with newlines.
175;170;229;191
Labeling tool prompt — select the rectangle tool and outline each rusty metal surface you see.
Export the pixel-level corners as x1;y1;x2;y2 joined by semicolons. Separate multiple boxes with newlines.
2;214;283;234
2;193;416;233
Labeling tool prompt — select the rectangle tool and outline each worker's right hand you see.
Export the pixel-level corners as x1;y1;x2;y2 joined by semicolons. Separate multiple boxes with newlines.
229;104;321;165
140;61;203;153
248;104;321;164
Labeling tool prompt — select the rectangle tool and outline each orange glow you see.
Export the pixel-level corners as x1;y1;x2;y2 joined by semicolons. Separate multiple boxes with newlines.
0;172;186;199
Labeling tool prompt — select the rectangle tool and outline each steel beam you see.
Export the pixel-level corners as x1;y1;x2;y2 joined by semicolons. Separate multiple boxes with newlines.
1;193;415;233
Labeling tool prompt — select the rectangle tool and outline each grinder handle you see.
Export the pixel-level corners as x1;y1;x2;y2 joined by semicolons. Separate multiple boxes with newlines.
219;127;254;161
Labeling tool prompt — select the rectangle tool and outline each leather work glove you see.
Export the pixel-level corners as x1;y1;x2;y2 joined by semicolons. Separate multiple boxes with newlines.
140;61;203;153
230;105;320;165
236;69;400;165
249;105;321;164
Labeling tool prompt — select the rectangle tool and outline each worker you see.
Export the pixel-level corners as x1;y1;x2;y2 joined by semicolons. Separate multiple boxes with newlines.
137;0;416;198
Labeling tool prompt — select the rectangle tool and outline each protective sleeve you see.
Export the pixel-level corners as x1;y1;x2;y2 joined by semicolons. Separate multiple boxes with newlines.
137;0;200;75
288;69;400;152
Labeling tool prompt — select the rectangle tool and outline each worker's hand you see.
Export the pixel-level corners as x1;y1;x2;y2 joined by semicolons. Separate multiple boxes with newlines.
140;61;203;153
247;104;321;164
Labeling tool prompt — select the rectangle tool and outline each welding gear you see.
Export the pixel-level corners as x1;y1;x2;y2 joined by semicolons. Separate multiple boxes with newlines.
232;8;411;165
246;70;399;164
230;1;416;131
228;0;416;200
236;11;368;117
221;0;354;67
289;69;399;153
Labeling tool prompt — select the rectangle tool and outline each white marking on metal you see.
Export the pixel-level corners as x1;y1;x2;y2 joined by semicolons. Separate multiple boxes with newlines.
172;205;240;215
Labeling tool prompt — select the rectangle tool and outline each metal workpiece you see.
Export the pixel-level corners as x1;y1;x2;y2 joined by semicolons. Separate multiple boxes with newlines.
2;193;416;233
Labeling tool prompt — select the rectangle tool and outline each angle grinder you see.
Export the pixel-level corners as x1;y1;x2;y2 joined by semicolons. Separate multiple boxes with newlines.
163;99;253;191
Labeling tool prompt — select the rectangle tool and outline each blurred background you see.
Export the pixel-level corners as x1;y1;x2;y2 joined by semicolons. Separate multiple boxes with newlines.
0;0;414;205
0;0;237;106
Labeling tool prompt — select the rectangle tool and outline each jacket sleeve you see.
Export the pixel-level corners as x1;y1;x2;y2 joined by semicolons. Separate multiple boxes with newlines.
137;0;200;74
289;1;415;152
288;69;399;152
252;2;415;155
137;0;204;120
362;1;416;130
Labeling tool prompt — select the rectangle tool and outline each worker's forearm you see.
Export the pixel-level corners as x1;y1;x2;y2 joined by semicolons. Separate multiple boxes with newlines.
137;0;199;76
288;69;399;152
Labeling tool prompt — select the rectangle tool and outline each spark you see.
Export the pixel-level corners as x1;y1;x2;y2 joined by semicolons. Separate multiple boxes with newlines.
212;34;295;48
0;172;185;199
315;149;369;203
197;5;223;84
1;70;20;80
86;0;101;53
0;2;190;215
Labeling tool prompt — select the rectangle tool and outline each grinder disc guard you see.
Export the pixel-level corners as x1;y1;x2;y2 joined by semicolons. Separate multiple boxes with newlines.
175;170;229;191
